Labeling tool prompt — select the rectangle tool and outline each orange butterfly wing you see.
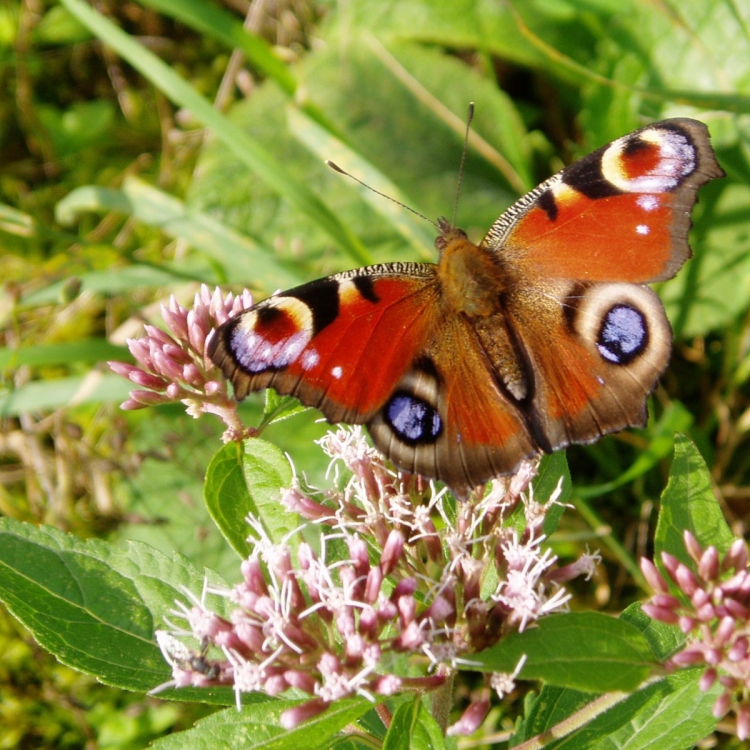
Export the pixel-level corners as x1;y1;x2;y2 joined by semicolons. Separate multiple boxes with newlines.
211;118;724;494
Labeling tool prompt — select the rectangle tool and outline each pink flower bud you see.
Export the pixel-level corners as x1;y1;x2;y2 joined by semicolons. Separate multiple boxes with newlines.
130;389;169;405
729;636;749;661
347;536;370;575
161;301;189;340
128;368;168;389
284;670;317;694
675;563;699;596
642;603;679;624
152;348;184;381
713;691;732;719
165;383;182;399
738;701;750;740
280;487;331;520
127;337;153;368
679;615;696;633
660;552;680;579
724;538;748;573
700;668;717;692
397;595;416;626
280;698;329;729
108;361;138;378
144;325;176;347
705;648;722;665
696;602;716;622
641;557;669;594
391;578;417;601
264;674;288;695
684;530;703;563
182;363;203;387
364;566;383;604
447;700;491;736
381;530;405;575
423;596;454;625
721;571;746;594
671;648;705;666
715;616;736;646
120;398;149;410
240;557;269;596
651;594;680;610
698;546;719;581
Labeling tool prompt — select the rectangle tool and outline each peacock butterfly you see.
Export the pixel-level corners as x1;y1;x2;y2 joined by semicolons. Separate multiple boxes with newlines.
208;118;723;496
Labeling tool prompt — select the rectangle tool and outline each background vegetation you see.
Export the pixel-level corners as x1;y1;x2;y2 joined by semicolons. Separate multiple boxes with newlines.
0;0;748;746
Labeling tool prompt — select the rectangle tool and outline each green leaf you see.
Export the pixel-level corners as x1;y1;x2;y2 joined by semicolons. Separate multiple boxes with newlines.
0;517;232;702
148;697;373;750
384;698;448;750
654;434;735;564
260;390;309;428
204;439;294;558
474;612;656;693
513;670;718;749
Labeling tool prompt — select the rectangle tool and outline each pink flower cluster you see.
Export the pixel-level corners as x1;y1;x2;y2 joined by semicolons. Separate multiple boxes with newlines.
642;531;750;738
155;426;599;733
108;285;253;440
110;288;599;733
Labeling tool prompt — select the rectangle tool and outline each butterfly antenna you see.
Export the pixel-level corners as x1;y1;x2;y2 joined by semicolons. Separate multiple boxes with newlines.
325;160;437;229
452;102;475;228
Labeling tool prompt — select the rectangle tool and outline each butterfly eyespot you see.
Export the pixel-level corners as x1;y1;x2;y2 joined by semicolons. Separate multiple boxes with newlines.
596;304;648;365
385;392;442;445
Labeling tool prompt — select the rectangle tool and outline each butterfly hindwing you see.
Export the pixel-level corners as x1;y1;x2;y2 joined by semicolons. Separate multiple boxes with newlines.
368;316;537;495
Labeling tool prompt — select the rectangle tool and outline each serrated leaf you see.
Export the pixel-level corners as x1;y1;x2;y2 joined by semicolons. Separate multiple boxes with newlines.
514;670;718;750
383;698;448;750
654;434;734;564
149;696;373;750
261;390;309;428
0;517;232;702
204;439;294;557
474;612;656;693
621;603;685;663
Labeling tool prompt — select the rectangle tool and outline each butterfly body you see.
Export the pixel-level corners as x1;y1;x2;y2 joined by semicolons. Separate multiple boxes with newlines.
209;118;723;495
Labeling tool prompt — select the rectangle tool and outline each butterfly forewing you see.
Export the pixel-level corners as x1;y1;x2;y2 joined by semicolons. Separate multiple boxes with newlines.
209;264;439;424
482;118;724;283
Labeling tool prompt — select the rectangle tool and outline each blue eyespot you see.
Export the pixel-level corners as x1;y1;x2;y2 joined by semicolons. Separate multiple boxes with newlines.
386;393;442;444
597;304;648;364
